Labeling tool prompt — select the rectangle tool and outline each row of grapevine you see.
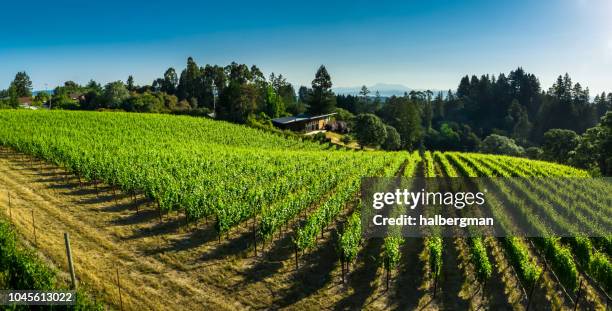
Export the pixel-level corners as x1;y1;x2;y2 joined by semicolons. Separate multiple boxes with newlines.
445;153;542;290
457;153;580;292
471;154;612;293
435;152;493;283
382;152;422;287
0;111;409;240
423;151;443;295
296;154;408;251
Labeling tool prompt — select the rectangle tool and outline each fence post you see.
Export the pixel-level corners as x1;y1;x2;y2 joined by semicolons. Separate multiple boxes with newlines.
64;233;77;289
116;268;124;311
32;209;37;246
8;192;12;221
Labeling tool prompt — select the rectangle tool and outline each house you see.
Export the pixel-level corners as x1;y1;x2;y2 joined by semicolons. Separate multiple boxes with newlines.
18;97;32;105
271;113;337;132
18;97;38;110
69;93;85;101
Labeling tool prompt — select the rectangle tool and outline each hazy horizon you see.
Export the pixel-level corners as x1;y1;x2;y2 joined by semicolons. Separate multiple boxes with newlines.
1;0;611;94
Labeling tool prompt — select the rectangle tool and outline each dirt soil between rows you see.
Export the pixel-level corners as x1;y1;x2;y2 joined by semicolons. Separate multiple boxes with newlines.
0;150;402;311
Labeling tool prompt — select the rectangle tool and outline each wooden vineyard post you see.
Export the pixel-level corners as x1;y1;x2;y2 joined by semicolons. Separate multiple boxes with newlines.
8;192;12;221
341;258;345;284
526;264;545;311
573;278;584;311
252;216;257;257
294;241;299;270
116;268;124;311
31;209;37;246
386;267;390;291
64;233;77;289
157;200;163;223
481;279;486;302
432;270;438;299
526;279;537;310
113;187;120;209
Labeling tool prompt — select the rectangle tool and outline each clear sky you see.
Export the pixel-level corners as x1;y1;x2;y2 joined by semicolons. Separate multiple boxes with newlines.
1;0;611;94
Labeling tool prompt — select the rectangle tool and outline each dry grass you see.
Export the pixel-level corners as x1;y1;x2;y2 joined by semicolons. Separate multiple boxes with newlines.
0;150;391;310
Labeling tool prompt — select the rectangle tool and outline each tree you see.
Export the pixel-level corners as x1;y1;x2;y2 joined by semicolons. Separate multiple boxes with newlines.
505;99;532;144
357;85;378;113
354;113;387;148
32;92;50;106
126;75;136;91
264;85;284;118
50;93;79;110
81;80;103;110
359;85;370;98
102;81;130;109
542;129;580;164
525;147;543;160
439;123;461;149
382;125;401;150
570;112;612;175
219;82;258;123
307;65;336;115
378;96;422;149
124;92;164;112
480;134;524;156
4;85;19;108
270;73;297;107
298;86;309;103
177;57;202;106
161;68;178;95
594;92;611;119
11;71;33;97
86;80;103;94
333;108;354;122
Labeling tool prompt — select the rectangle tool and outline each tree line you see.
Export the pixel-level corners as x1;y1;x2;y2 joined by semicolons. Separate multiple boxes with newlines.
0;58;340;122
0;60;610;174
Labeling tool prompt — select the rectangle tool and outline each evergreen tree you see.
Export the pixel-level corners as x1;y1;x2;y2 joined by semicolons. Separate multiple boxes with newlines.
307;65;336;115
11;71;33;97
177;57;202;106
505;100;532;144
126;75;135;92
264;85;284;118
162;68;178;94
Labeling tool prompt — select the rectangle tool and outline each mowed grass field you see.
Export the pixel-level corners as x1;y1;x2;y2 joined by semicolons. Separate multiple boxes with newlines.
0;110;610;310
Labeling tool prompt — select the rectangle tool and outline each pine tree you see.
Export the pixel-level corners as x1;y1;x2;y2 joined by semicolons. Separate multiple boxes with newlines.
307;65;336;115
11;71;32;97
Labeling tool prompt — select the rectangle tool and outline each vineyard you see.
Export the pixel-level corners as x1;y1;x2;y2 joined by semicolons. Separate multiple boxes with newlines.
0;110;610;310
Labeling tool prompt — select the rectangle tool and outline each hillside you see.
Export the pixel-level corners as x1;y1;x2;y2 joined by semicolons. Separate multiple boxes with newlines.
0;110;609;310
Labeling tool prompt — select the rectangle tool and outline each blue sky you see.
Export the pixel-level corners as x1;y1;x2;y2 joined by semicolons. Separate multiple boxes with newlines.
1;0;611;94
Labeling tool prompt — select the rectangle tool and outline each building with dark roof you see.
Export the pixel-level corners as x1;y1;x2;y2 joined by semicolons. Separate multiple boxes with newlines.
271;113;336;132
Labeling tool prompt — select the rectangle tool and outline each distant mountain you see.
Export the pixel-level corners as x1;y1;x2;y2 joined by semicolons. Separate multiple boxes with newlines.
333;83;410;97
333;83;443;97
32;90;54;96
